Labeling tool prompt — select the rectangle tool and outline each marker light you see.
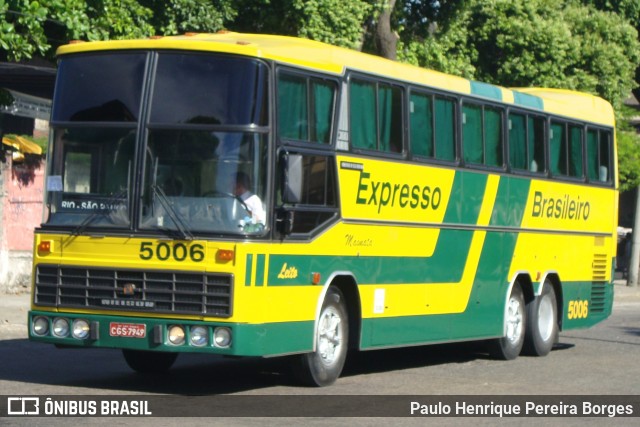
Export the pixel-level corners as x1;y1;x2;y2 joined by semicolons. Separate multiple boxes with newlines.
168;325;185;345
33;316;49;336
216;249;234;262
72;319;90;340
190;326;209;347
213;327;232;348
38;240;52;254
52;318;70;338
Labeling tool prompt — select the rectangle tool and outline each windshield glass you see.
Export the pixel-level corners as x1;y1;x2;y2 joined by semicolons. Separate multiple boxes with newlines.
45;51;270;235
141;131;268;235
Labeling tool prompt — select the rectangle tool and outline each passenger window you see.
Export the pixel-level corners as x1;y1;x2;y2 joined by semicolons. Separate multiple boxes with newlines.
569;125;584;178
463;102;503;167
434;97;456;161
509;113;545;173
410;92;434;157
350;77;403;154
550;122;566;176
587;129;612;183
278;72;336;144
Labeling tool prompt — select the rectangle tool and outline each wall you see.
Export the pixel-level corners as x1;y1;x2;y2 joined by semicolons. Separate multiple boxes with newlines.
0;157;44;293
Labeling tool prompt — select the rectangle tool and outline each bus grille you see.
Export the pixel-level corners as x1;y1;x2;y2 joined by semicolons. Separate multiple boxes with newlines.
590;282;606;314
34;264;233;317
591;253;608;282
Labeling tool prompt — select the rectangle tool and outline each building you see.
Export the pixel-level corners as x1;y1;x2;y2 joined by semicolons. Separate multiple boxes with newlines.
0;60;53;293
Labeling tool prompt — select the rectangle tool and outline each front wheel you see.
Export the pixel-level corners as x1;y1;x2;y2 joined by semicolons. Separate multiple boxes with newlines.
489;284;526;360
122;349;178;374
523;281;558;356
292;287;349;387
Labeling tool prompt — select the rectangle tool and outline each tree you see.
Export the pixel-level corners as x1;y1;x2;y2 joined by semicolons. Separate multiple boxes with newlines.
232;0;372;50
0;0;235;61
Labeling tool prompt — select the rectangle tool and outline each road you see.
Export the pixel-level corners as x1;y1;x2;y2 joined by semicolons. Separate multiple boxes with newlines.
0;283;639;426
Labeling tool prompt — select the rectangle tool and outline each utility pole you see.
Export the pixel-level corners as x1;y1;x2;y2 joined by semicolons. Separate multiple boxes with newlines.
627;186;640;287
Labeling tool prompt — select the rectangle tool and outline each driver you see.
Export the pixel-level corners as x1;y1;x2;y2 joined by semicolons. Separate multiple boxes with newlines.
234;171;266;225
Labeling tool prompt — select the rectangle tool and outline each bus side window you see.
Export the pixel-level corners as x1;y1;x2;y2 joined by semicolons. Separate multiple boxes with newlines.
599;131;612;182
350;77;403;154
463;104;483;164
529;116;545;173
587;128;612;183
509;113;545;174
434;97;456;161
568;125;584;178
509;113;527;170
409;92;434;158
550;122;566;176
277;73;336;144
462;102;503;168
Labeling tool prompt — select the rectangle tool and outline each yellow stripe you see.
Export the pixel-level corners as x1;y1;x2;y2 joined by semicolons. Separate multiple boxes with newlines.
361;175;501;318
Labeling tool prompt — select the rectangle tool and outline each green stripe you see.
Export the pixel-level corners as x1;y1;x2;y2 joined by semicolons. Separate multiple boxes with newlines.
245;254;253;286
489;176;530;227
360;280;613;348
256;254;265;286
471;81;502;101
269;170;488;286
513;91;544;110
28;310;314;356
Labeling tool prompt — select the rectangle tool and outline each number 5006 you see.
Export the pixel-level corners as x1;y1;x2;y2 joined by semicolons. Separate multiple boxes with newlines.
138;241;205;262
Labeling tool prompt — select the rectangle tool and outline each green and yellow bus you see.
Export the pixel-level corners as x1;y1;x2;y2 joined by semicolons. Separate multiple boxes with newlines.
29;32;617;386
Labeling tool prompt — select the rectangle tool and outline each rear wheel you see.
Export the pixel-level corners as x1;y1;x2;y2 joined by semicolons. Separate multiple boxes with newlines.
489;284;526;360
523;281;558;356
122;349;178;373
292;287;349;387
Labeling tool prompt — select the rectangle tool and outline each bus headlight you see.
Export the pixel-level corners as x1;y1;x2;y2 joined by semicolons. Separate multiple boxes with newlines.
168;325;185;345
72;319;91;340
190;326;208;347
32;316;49;336
213;327;231;348
52;318;70;338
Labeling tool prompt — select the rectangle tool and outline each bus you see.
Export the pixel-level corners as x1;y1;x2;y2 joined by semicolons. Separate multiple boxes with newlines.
28;32;617;386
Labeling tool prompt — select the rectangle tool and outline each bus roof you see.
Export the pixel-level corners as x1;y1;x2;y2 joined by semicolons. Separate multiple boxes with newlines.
56;32;615;127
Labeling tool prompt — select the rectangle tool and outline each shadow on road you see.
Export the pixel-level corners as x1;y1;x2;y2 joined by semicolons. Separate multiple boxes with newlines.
0;338;495;394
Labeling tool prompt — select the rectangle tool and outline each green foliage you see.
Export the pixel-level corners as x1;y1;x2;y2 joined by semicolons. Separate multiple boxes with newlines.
0;0;156;60
231;0;371;49
402;0;640;112
141;0;235;35
292;0;372;49
617;129;640;191
0;0;236;61
1;0;638;188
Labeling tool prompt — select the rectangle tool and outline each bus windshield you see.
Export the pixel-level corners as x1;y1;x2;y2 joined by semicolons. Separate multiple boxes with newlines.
45;51;269;236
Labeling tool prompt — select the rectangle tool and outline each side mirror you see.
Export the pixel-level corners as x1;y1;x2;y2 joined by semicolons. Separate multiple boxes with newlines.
282;152;303;204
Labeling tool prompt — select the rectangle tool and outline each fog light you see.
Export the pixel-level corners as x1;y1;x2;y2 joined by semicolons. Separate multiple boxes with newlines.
72;319;90;340
52;318;70;338
168;325;185;345
33;316;49;336
190;326;208;347
213;327;231;348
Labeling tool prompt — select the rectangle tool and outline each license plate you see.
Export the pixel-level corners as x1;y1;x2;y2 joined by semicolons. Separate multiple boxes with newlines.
109;322;146;338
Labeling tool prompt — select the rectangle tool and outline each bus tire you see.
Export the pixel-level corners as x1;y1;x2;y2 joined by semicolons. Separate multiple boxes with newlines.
122;349;178;373
523;281;558;356
292;287;349;387
489;284;526;360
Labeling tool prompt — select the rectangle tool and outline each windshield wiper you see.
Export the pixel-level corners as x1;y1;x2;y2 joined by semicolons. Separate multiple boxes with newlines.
150;184;193;241
70;189;129;236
